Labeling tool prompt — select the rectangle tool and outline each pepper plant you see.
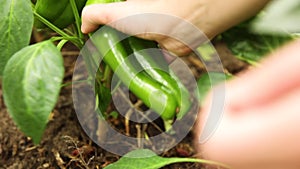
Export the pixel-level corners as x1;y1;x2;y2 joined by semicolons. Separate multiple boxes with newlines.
1;0;299;168
0;1;216;167
1;0;193;145
1;0;298;143
2;0;86;144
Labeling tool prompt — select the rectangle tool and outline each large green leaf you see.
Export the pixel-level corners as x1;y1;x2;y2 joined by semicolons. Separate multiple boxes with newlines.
2;41;64;144
252;0;300;34
104;149;230;169
222;26;292;64
0;0;33;75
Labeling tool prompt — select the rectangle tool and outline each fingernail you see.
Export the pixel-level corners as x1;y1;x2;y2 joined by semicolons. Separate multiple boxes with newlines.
81;25;87;34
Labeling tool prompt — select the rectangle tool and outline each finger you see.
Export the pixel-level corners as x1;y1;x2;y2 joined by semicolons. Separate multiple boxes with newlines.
227;39;300;110
195;40;300;146
198;87;300;169
81;1;207;56
81;1;157;34
81;1;185;55
159;38;193;57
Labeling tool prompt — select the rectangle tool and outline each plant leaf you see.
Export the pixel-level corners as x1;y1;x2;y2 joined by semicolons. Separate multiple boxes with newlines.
0;0;33;75
104;149;230;169
251;0;300;35
2;41;64;144
95;82;112;113
222;26;292;64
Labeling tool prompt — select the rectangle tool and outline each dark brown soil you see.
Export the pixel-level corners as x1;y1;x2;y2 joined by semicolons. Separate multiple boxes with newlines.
0;40;247;169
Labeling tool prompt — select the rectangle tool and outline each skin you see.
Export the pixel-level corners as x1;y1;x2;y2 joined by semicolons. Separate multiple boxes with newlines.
81;0;300;168
195;40;300;169
81;0;269;56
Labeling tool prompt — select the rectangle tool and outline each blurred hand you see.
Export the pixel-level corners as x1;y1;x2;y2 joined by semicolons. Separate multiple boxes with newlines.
195;40;300;169
81;0;269;56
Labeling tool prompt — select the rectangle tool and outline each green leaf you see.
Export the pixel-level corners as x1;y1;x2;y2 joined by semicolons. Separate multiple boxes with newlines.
0;0;33;75
252;0;300;35
222;26;292;64
95;82;112;113
2;41;64;144
104;149;231;169
108;111;119;119
196;72;232;105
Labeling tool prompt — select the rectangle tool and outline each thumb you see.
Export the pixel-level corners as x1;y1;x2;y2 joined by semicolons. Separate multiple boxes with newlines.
81;1;158;38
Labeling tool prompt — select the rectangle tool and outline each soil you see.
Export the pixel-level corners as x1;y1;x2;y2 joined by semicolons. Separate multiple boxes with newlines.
0;39;248;169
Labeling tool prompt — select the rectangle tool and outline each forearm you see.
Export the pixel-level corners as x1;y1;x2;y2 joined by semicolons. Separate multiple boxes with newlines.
204;0;271;37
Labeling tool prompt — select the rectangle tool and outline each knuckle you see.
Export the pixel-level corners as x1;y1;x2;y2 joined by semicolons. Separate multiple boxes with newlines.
161;39;192;57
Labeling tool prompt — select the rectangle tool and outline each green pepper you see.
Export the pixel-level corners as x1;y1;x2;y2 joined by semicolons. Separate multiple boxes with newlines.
91;27;178;120
86;0;112;5
127;37;191;119
86;0;191;120
34;0;87;29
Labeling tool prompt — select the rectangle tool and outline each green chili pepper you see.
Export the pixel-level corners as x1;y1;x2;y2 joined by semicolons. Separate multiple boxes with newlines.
86;0;112;5
91;27;178;120
34;0;87;29
86;0;191;120
127;37;191;119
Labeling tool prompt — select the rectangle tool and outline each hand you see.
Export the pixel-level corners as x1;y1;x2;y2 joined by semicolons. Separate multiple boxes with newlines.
81;0;269;56
194;40;300;169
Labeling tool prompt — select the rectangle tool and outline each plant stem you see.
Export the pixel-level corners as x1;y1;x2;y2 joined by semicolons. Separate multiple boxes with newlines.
32;10;83;48
57;40;69;51
50;36;64;42
33;11;71;40
102;65;112;87
64;26;77;36
70;0;84;43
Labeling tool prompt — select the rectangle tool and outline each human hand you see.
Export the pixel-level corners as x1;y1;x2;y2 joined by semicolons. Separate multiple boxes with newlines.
194;40;300;169
81;0;269;56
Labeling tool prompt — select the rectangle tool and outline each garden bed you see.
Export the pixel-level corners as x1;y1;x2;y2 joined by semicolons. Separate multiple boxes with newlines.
0;40;247;169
